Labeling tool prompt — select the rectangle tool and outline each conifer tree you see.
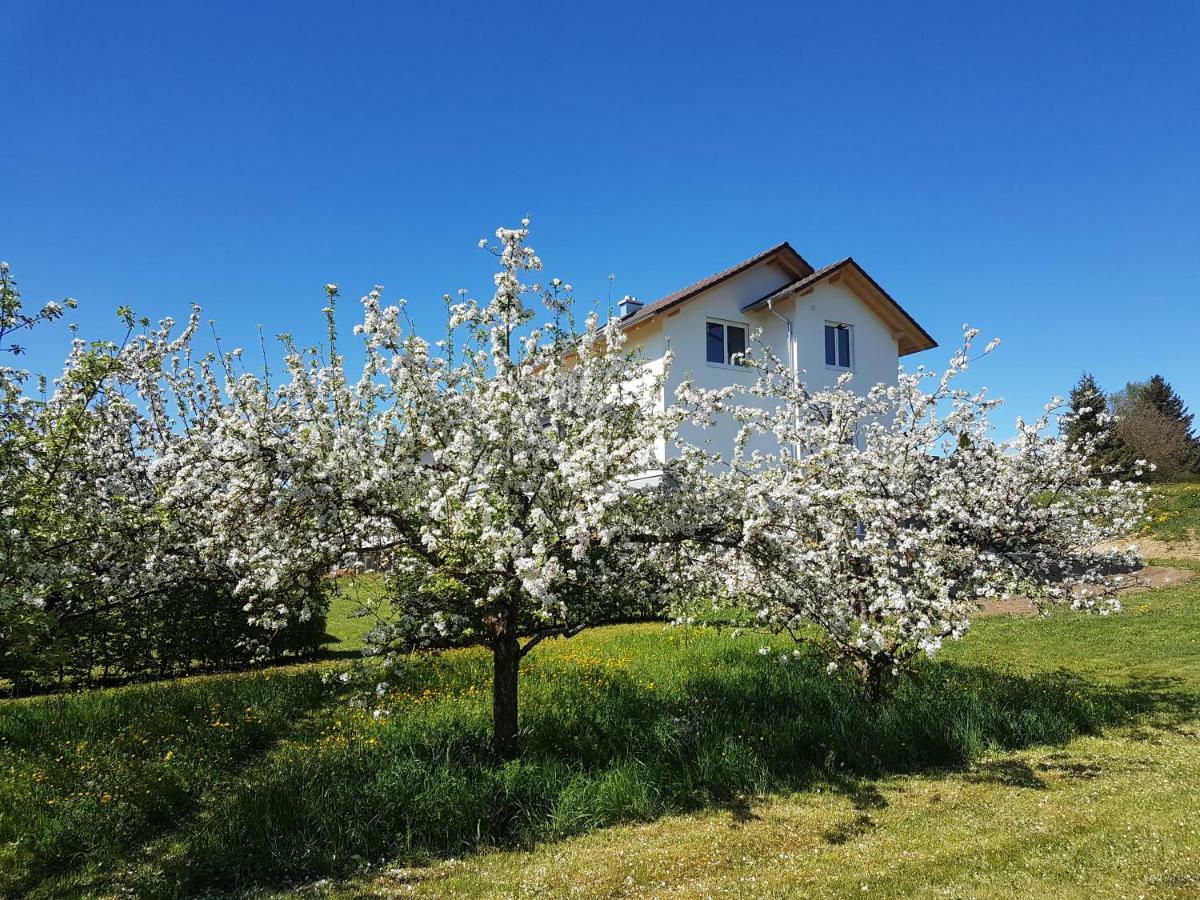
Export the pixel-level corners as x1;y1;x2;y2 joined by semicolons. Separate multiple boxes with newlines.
1142;375;1196;434
1063;373;1108;449
1063;372;1128;473
1141;376;1200;476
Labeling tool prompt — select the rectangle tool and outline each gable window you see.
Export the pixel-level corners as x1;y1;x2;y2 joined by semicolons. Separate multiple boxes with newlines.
706;320;748;366
825;322;852;369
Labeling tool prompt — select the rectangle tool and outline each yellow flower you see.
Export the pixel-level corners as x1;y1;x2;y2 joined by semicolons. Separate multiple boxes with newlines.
100;793;112;804
164;751;174;761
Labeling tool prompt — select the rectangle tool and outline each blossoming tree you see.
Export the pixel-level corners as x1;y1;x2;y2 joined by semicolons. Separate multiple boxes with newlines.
6;224;1149;740
675;329;1148;698
147;222;682;757
1;265;196;685
1;261;80;681
2;262;325;689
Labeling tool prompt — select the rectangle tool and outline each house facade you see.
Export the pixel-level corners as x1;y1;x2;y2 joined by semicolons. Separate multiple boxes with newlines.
615;242;937;462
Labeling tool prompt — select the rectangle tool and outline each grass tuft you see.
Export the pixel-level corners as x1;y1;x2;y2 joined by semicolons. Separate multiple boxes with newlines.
1143;480;1200;542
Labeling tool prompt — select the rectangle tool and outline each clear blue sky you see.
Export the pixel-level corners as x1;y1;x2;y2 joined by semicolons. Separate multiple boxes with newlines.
4;0;1198;425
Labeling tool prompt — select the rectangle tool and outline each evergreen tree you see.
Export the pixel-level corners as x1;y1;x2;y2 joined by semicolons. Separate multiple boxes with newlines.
1063;372;1123;472
1142;375;1196;435
1063;372;1107;446
1142;375;1200;476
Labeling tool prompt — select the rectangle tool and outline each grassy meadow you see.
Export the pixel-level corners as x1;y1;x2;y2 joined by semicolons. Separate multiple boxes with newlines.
1144;481;1200;544
1;499;1199;898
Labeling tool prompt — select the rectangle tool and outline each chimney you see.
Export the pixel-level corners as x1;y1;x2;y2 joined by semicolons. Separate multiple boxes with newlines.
618;294;643;318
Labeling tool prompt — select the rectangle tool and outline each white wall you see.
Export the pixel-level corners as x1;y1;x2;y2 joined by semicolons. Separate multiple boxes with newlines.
623;261;901;463
792;279;902;392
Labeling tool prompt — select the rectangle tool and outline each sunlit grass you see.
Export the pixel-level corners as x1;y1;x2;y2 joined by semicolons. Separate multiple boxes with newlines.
319;726;1200;900
1143;480;1200;542
295;572;1200;900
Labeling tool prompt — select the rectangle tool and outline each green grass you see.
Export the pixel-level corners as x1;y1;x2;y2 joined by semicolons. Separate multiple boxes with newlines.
320;574;390;656
320;722;1200;900
1142;480;1200;543
3;564;1199;898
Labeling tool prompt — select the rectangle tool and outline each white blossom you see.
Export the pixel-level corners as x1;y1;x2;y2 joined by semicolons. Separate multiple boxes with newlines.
667;323;1147;696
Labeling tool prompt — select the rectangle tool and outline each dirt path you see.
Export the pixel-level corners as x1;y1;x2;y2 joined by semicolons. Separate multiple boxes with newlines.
1095;535;1200;562
977;564;1196;617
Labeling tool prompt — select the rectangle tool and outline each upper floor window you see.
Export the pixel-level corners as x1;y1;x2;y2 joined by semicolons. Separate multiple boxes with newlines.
706;319;748;366
825;322;852;369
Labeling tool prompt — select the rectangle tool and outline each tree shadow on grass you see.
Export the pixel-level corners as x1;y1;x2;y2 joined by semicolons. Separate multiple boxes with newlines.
119;656;1200;899
962;757;1048;789
314;649;364;660
0;666;341;900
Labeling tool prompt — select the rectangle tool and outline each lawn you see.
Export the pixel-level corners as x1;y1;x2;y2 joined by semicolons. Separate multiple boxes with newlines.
321;574;390;655
2;543;1199;896
1144;481;1200;544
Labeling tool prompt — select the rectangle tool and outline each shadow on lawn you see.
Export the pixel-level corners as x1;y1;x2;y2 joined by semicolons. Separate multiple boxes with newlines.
125;658;1199;899
9;654;1198;899
0;669;339;900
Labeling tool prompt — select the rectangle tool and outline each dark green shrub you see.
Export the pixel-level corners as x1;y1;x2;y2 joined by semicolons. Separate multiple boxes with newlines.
1;579;330;693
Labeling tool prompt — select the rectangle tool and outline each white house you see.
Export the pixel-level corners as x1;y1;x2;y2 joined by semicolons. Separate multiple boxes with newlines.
615;242;937;462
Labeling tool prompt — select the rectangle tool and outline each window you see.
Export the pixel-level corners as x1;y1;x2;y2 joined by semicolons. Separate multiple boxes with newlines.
825;322;852;369
706;320;748;366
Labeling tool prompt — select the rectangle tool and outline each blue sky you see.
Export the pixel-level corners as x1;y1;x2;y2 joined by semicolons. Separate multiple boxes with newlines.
3;0;1198;426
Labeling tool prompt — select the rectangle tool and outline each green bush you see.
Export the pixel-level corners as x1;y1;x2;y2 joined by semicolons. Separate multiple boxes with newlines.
2;580;329;693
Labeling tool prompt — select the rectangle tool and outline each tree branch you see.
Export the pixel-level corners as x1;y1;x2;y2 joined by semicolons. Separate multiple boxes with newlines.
519;624;586;658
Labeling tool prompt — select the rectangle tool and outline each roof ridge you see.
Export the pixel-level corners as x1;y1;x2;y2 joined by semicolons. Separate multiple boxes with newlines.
739;256;937;355
619;241;811;326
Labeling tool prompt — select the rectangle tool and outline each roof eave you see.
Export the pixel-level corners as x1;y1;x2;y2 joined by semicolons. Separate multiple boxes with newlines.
742;258;937;357
619;242;815;330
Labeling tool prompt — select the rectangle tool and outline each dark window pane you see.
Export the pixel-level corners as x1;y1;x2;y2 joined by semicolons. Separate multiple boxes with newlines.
825;325;836;366
726;325;746;364
838;326;851;368
706;322;725;364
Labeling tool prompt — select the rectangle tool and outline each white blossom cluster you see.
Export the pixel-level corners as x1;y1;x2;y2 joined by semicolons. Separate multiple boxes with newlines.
132;221;683;670
0;290;237;681
667;327;1148;694
1;226;1147;710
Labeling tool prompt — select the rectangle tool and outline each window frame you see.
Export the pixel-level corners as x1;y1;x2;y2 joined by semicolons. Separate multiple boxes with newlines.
824;321;854;371
705;317;750;368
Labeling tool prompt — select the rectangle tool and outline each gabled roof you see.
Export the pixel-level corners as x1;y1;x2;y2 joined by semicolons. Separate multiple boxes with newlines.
618;241;937;357
740;256;937;356
618;241;814;329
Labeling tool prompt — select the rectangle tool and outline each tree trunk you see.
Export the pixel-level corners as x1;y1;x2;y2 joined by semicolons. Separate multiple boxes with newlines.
858;653;891;703
492;631;521;760
863;665;884;703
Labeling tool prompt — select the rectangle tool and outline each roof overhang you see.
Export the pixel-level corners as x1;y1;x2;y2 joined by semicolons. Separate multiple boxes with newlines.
616;241;814;334
741;257;937;356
